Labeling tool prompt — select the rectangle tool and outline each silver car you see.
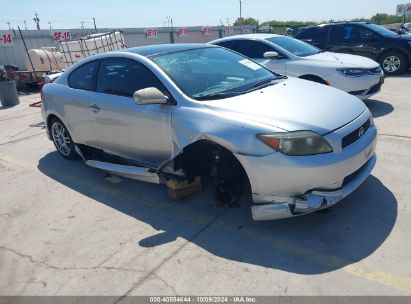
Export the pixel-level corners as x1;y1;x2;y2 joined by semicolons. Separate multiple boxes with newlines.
41;44;377;221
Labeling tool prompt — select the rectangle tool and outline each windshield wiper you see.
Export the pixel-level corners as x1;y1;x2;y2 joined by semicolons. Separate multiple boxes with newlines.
195;91;246;101
247;77;281;91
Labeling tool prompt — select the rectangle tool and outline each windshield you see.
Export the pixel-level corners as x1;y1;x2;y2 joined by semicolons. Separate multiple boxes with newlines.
150;47;279;100
265;36;320;57
363;23;399;37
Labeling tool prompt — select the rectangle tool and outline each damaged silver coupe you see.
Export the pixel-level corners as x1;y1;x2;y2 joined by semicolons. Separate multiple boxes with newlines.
41;44;377;220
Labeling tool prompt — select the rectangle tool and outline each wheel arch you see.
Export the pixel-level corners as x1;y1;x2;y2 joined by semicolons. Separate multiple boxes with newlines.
378;48;410;69
298;74;328;84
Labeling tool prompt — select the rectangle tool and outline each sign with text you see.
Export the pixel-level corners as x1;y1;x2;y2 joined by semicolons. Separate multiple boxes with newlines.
202;27;212;36
0;31;13;46
177;28;188;37
406;3;411;16
53;31;71;42
241;26;252;34
224;26;233;34
396;4;405;16
146;28;158;38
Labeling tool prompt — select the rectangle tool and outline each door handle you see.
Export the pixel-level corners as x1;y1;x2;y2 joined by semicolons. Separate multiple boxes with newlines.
89;104;100;112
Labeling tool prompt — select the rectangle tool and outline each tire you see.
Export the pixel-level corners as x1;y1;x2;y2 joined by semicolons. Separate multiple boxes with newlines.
380;51;407;75
50;118;78;160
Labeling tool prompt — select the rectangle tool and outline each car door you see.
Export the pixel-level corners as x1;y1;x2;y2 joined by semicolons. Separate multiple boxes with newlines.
65;60;99;146
297;26;330;50
326;24;377;59
88;57;173;168
232;39;288;75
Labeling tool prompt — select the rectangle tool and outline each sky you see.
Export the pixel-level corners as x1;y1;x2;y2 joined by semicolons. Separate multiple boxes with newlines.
0;0;404;30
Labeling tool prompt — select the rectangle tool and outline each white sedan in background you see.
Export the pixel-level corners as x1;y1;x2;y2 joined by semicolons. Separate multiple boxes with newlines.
210;34;385;100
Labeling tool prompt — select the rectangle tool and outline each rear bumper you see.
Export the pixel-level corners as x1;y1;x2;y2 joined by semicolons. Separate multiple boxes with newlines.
250;154;376;221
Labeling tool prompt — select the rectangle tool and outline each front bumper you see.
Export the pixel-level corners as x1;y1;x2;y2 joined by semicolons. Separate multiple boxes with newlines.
327;71;384;100
349;76;385;100
235;111;377;221
250;154;376;221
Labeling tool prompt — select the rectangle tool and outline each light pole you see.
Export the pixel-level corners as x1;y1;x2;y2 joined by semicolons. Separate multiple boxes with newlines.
33;12;40;30
239;0;242;19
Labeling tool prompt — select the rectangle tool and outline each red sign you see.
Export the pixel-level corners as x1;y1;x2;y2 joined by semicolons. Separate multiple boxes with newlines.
146;28;158;38
406;3;411;16
202;27;212;36
396;4;405;16
53;31;71;42
0;32;13;46
177;28;188;37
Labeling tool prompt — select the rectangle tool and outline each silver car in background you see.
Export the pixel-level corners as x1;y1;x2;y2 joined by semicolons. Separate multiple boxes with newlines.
41;44;377;221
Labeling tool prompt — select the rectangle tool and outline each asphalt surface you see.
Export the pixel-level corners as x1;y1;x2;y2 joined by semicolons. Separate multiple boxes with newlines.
0;74;410;297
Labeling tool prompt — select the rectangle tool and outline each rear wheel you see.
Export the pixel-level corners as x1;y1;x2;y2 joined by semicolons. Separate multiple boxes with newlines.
380;52;406;75
50;118;78;160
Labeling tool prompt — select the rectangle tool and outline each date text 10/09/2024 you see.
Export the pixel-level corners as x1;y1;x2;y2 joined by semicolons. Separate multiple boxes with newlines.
149;297;257;303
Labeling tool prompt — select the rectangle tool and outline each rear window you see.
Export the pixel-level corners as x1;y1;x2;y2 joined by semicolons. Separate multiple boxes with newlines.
68;61;98;91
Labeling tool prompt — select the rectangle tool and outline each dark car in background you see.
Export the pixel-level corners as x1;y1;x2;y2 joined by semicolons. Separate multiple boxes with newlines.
295;22;411;75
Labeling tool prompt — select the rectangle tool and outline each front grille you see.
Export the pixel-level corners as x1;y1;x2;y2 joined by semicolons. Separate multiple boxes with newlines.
349;89;367;96
342;161;368;187
367;82;383;95
342;119;371;149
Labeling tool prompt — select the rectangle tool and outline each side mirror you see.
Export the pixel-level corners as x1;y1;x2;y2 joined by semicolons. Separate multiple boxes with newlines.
263;51;279;59
133;87;169;105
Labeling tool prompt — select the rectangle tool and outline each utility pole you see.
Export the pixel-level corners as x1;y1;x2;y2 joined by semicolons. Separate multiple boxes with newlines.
33;12;40;30
93;17;97;32
81;21;85;29
23;20;27;30
7;22;11;30
48;21;52;30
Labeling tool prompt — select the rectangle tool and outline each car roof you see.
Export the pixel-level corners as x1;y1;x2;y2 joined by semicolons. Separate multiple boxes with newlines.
124;43;212;57
211;33;283;43
313;21;369;27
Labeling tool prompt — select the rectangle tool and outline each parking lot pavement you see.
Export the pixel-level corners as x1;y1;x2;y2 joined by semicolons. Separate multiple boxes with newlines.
0;74;411;297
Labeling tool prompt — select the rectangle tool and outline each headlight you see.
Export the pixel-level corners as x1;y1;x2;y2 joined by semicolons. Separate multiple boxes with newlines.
258;131;333;156
337;68;371;77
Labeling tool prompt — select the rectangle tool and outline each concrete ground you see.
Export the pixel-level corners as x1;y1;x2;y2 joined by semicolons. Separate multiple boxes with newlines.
0;74;410;297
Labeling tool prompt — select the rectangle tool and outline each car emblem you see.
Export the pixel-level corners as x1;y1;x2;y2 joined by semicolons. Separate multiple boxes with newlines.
358;127;365;138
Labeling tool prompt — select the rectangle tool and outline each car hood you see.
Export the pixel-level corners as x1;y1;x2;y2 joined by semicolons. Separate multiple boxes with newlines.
304;52;379;68
203;78;367;135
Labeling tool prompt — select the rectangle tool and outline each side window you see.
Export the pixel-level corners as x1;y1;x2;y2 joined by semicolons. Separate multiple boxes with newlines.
332;25;375;41
329;25;345;42
96;58;165;97
215;41;235;50
68;61;98;91
297;27;328;40
232;40;274;58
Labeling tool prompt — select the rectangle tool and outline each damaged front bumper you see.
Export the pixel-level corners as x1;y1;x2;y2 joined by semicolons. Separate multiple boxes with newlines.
251;154;376;221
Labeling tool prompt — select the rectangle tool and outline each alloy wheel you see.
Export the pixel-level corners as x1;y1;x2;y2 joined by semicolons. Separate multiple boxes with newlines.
382;56;401;73
52;122;72;157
